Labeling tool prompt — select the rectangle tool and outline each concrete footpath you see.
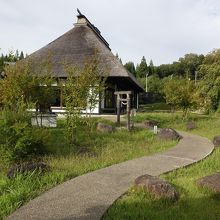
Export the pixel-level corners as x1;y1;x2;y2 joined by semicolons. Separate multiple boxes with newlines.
7;131;214;220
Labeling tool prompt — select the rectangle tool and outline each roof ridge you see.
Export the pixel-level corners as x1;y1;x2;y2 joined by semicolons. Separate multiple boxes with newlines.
76;9;110;50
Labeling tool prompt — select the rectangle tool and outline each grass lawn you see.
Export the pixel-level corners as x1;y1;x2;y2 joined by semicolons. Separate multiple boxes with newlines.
0;117;176;219
103;112;220;220
139;102;171;112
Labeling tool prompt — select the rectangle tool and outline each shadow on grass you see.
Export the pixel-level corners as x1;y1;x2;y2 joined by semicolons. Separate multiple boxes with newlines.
102;193;220;220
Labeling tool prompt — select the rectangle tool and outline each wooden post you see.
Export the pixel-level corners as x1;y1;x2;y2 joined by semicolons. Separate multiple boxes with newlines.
114;91;132;130
127;94;131;131
116;94;120;125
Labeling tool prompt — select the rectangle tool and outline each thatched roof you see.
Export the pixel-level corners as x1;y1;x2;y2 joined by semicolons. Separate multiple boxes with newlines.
27;10;144;92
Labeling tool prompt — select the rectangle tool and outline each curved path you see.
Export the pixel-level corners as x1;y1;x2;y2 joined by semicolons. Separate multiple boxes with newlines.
7;131;214;220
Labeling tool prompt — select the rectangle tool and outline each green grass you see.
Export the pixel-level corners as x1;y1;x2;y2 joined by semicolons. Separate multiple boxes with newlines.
134;111;220;139
103;112;220;220
0;117;176;219
139;102;171;112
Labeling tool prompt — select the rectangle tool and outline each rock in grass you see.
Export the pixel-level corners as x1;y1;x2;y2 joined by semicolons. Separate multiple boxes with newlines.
7;162;50;179
157;128;182;140
134;174;179;201
143;120;159;129
97;122;113;133
196;172;220;192
186;121;196;130
213;136;220;147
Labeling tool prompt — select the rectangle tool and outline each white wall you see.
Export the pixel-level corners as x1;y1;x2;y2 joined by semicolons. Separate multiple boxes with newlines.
81;88;100;114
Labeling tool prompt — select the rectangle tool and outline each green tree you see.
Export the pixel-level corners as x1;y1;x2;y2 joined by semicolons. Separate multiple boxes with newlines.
136;56;148;78
0;50;27;76
155;64;174;78
0;57;55;126
148;75;163;94
85;58;106;116
63;56;106;147
148;59;155;75
155;53;204;79
197;49;220;112
19;51;24;60
163;77;198;117
178;53;204;79
0;61;52;162
124;61;136;76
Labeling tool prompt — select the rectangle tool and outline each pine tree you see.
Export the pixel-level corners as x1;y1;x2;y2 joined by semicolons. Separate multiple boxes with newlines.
124;62;136;76
148;59;155;75
136;56;148;78
19;51;24;60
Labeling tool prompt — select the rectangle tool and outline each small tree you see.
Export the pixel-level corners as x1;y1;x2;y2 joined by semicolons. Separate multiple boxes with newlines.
163;77;198;117
63;56;106;147
0;58;55;127
85;58;106;117
0;61;52;162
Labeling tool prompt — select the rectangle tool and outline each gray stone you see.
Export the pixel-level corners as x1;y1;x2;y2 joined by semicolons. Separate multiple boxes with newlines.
143;120;159;129
7;162;50;179
186;121;196;130
96;122;113;133
134;174;179;201
197;172;220;192
213;136;220;147
158;128;182;140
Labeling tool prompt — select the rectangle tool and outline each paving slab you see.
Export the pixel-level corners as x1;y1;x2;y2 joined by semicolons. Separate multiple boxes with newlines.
7;131;214;220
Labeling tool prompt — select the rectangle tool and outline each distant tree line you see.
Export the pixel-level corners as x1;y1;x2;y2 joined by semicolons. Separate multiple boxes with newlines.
0;50;25;74
122;49;220;114
123;53;205;83
122;52;205;95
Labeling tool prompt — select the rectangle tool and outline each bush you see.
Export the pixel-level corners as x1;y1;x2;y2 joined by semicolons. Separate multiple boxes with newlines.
0;126;49;163
0;109;49;163
13;128;48;161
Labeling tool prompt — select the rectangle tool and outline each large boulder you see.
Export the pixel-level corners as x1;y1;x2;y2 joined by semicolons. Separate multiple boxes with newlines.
196;172;220;192
97;122;113;133
213;136;220;147
134;174;179;201
143;120;159;129
186;121;196;130
157;128;182;140
7;162;50;179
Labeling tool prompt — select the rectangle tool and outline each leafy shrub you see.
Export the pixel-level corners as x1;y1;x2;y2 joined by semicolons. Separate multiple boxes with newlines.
0;109;49;163
13;128;48;161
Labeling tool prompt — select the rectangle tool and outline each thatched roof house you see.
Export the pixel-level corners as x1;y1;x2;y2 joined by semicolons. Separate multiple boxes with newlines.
28;10;144;114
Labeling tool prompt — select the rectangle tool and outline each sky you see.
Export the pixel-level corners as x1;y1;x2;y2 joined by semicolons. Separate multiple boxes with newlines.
1;0;220;66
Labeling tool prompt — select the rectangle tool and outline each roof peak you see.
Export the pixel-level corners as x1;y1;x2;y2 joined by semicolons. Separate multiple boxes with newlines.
75;9;110;50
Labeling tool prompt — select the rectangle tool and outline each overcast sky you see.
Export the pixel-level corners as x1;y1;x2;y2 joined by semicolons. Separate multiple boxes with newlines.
1;0;220;65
